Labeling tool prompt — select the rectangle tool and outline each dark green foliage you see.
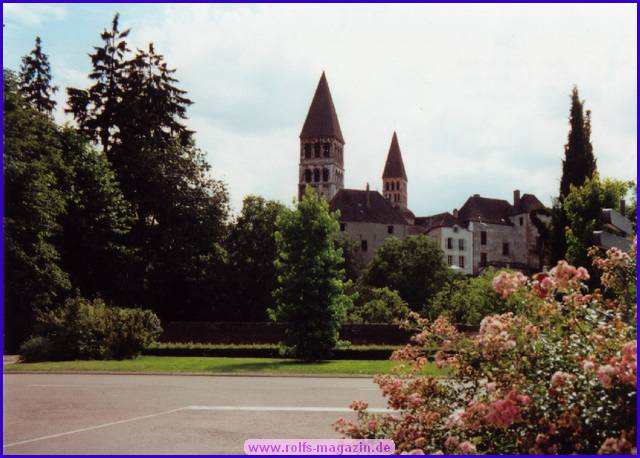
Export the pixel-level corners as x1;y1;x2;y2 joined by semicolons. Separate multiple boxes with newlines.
18;36;58;115
225;196;285;321
362;235;450;311
66;15;230;320
270;187;352;361
559;87;597;199
334;232;365;282
32;296;162;360
57;128;136;306
3;70;70;351
564;175;632;274
424;268;516;325
144;342;397;360
19;336;54;362
349;287;410;324
549;86;598;264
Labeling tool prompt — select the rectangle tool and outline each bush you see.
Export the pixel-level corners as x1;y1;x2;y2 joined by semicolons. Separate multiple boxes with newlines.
349;287;411;324
19;336;53;362
29;296;162;360
335;240;637;454
425;268;519;326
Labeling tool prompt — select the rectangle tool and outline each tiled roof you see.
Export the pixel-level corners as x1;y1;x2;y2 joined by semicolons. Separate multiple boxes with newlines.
330;189;408;225
382;132;407;180
457;195;515;225
414;212;459;231
299;72;344;143
513;193;544;214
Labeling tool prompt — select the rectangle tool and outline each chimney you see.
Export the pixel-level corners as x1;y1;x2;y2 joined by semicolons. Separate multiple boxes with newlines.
473;194;480;198
620;198;626;216
452;208;459;218
513;189;521;207
366;182;371;208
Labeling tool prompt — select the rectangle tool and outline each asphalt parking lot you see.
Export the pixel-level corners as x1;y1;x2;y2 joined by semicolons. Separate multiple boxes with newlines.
3;373;389;454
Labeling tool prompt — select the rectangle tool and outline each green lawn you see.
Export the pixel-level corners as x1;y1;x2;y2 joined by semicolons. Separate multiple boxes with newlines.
5;355;446;376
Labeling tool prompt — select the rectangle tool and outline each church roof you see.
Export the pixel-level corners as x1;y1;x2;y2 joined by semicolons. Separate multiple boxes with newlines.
458;195;515;225
513;193;544;215
382;132;407;180
415;212;459;231
299;72;344;143
330;189;408;225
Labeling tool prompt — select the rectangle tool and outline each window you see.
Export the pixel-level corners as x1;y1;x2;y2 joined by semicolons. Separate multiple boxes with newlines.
323;143;330;157
387;225;394;234
304;143;311;158
385;182;389;191
519;217;524;226
453;226;459;233
480;252;487;266
458;239;464;250
314;143;320;158
459;256;465;268
304;169;311;183
340;223;346;232
447;238;453;249
361;240;368;251
481;231;487;245
396;181;400;190
322;168;329;182
502;242;510;256
447;255;453;266
313;169;320;182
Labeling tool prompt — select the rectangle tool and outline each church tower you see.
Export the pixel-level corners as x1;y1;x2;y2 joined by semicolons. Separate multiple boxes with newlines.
382;131;408;210
298;72;345;201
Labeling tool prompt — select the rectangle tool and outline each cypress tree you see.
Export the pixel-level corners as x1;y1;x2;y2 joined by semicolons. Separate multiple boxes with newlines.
550;86;598;264
559;87;597;199
18;36;58;115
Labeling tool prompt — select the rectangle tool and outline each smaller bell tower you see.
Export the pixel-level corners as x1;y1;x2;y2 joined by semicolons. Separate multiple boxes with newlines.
382;131;408;210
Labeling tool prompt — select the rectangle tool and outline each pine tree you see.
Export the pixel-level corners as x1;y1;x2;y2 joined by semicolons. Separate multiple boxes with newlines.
66;13;130;154
18;36;58;115
66;15;229;320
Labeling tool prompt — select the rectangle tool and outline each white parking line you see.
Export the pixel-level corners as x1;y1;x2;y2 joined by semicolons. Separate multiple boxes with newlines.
3;407;185;449
3;405;398;449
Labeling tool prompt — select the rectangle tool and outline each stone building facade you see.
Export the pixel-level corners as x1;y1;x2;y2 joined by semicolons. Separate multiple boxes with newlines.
296;73;545;274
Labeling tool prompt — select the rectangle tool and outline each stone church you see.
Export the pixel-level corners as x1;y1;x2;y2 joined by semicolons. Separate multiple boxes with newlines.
297;72;546;273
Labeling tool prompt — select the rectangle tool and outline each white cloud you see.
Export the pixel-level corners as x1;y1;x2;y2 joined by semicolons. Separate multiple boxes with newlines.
3;3;65;26
13;3;634;215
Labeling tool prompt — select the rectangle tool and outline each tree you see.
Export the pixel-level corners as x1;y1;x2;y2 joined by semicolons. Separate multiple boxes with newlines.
66;15;230;319
66;13;130;153
425;268;517;326
18;36;58;115
348;287;410;324
560;87;597;199
334;232;365;282
362;235;450;311
564;174;632;274
550;86;598;264
56;128;136;307
270;187;352;360
225;196;285;321
3;70;70;351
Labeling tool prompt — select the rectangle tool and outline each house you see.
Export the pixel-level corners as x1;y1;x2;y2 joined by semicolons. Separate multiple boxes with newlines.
296;72;546;273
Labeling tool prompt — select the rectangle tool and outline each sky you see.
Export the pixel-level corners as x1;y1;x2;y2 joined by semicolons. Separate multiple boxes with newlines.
3;3;637;216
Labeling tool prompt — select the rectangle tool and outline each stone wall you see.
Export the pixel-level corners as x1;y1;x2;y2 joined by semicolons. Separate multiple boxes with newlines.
341;221;408;263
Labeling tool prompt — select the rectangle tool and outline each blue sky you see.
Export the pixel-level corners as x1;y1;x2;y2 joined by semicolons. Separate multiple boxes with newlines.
3;3;637;215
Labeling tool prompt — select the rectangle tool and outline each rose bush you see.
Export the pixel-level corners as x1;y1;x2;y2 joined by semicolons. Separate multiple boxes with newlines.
334;240;637;454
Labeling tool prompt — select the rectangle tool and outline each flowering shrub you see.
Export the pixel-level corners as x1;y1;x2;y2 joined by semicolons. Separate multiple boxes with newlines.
334;240;637;454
